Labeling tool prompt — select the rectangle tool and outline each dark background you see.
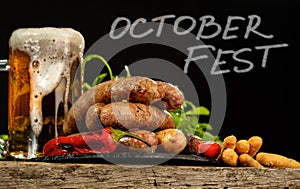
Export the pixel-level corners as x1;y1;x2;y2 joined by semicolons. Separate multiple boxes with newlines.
0;1;298;161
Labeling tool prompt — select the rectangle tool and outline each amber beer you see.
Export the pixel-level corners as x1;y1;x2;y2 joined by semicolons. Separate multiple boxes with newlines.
8;27;85;159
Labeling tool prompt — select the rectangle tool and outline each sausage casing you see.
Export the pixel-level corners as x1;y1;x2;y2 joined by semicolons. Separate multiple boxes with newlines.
99;102;175;132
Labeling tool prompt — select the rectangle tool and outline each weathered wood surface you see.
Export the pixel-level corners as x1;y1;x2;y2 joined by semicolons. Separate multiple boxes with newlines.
0;161;299;189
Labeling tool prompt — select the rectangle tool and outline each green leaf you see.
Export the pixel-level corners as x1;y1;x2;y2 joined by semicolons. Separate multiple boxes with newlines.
82;54;114;81
189;116;199;125
194;129;204;138
201;132;215;141
185;106;210;116
197;123;213;131
177;119;192;129
183;100;196;109
108;127;152;148
91;73;107;87
169;111;180;126
83;83;91;91
214;136;223;146
0;135;8;141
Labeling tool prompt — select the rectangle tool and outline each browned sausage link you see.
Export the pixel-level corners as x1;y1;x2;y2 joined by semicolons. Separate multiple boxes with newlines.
63;86;97;134
156;81;184;112
85;103;106;131
110;76;160;104
63;79;115;134
99;102;175;132
117;129;159;153
111;76;185;111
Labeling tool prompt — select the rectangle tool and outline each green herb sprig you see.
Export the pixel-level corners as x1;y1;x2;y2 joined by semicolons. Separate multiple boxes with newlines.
82;54;131;90
82;54;114;91
170;100;223;145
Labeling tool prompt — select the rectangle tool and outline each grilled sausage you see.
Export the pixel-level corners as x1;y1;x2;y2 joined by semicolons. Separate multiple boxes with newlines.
99;102;175;132
118;129;158;153
63;79;114;134
156;81;184;112
85;103;106;131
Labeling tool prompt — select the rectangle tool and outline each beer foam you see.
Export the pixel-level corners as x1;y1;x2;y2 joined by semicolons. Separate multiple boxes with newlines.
9;27;85;137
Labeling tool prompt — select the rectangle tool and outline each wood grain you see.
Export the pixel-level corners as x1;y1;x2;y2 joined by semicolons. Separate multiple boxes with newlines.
0;161;299;188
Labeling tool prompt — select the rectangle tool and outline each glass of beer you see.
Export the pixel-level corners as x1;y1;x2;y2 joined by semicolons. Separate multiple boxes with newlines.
7;27;85;159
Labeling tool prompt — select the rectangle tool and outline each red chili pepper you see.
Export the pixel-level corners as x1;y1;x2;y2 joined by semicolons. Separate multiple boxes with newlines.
43;128;117;156
43;127;152;156
200;141;221;158
186;135;221;158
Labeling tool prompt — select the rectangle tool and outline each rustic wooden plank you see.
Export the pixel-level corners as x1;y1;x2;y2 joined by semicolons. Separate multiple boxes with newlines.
0;161;299;188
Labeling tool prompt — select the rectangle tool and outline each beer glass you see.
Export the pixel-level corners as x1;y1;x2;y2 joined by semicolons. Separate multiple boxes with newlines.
7;27;85;159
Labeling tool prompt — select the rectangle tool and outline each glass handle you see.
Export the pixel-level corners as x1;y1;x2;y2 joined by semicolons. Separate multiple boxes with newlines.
0;59;9;71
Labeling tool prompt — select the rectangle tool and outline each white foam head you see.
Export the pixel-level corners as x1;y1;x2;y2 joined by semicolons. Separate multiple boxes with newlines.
9;27;85;137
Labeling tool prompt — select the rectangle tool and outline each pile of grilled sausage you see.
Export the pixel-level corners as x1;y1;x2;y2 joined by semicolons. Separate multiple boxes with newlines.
43;76;222;158
63;76;184;134
44;76;187;155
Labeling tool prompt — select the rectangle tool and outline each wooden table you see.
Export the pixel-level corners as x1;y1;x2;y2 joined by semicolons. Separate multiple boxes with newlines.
0;160;299;188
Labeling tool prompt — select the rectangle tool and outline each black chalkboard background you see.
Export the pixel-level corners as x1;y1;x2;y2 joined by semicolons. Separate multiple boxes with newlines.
0;0;298;161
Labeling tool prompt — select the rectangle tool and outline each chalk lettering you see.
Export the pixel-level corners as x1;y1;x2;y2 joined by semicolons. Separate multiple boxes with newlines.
233;48;254;73
110;17;131;39
255;43;289;68
174;16;197;35
211;49;233;75
197;15;222;40
151;15;176;37
130;18;154;38
109;15;289;76
184;45;216;73
222;16;246;40
244;15;274;39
